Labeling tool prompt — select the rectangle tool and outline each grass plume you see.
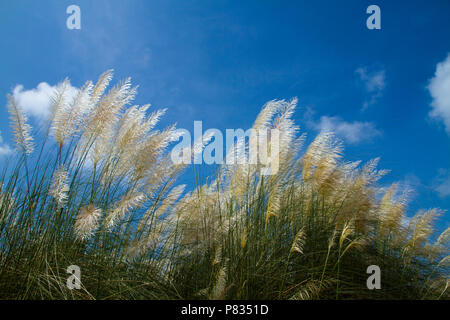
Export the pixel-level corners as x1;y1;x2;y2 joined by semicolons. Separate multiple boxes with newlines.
0;71;448;300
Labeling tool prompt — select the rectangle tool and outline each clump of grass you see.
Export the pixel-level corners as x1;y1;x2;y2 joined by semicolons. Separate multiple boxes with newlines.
0;71;448;300
0;70;188;299
165;99;449;300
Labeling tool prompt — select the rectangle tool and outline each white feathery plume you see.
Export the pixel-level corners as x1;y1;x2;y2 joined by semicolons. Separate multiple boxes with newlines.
145;108;167;132
240;227;248;250
252;99;282;130
211;264;228;300
266;183;282;225
71;80;94;116
436;227;450;247
132;125;180;180
302;132;342;183
169;130;214;167
52;80;93;146
75;70;113;154
114;105;167;177
192;130;215;160
138;185;185;233
80;77;138;168
105;192;145;230
272;98;299;163
358;158;390;186
85;77;137;139
7;94;34;155
49;165;70;208
378;184;406;237
90;69;113;106
49;78;71;125
145;155;181;194
154;184;186;220
113;104;151;173
74;205;102;240
116;104;151;150
223;134;249;197
424;230;446;261
291;228;306;254
339;220;355;249
406;209;441;252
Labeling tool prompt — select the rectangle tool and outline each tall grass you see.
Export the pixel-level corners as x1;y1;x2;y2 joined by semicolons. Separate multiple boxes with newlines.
0;71;448;300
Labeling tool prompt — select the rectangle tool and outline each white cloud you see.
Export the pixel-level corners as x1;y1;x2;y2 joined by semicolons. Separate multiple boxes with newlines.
434;169;450;198
355;67;386;111
428;54;450;134
12;82;78;118
0;132;12;157
400;173;421;190
311;115;381;145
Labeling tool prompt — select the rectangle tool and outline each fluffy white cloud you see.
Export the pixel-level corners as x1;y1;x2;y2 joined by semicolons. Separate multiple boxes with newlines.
355;67;386;111
312;115;381;144
0;132;12;156
12;82;78;118
428;54;450;134
434;169;450;198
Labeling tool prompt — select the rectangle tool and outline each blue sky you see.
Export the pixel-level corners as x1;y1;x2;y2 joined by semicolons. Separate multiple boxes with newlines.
0;0;449;229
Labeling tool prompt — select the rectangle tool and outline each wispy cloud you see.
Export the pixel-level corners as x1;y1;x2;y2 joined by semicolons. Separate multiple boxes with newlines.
400;173;421;191
428;53;450;135
0;132;13;157
12;82;78;118
314;116;381;144
434;168;450;198
355;67;386;111
304;107;381;145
